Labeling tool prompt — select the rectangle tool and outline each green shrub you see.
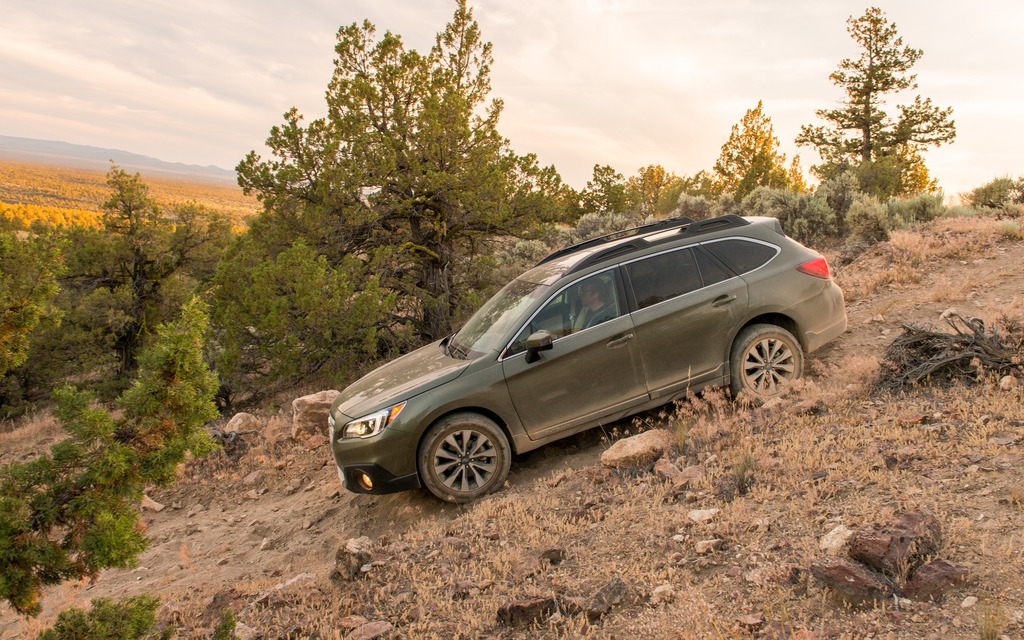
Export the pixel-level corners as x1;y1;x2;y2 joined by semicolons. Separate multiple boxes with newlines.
212;609;237;640
968;176;1019;209
999;221;1023;240
887;193;945;227
741;187;837;246
0;299;218;615
674;194;717;221
36;595;160;640
847;194;890;242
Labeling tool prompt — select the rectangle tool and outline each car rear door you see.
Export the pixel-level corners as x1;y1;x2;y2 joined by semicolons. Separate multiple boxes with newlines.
624;245;749;399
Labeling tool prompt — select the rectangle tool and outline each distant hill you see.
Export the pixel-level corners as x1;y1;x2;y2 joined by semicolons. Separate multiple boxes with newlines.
0;136;237;185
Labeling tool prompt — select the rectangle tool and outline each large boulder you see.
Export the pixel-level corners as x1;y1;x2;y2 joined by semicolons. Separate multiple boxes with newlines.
600;429;674;469
292;390;340;440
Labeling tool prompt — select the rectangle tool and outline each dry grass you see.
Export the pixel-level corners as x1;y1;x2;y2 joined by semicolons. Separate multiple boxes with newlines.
0;410;64;465
137;371;1024;639
837;214;1020;303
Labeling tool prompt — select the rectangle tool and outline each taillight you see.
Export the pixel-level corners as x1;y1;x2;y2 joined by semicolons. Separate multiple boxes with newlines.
797;257;831;279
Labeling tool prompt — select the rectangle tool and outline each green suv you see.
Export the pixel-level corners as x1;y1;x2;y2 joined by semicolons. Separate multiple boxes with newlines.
329;215;846;502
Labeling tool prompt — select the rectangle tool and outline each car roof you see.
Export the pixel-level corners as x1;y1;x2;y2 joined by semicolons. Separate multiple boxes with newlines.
521;214;763;285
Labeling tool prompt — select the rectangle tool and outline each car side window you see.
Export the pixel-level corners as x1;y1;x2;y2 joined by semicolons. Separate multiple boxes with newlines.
626;247;702;310
702;239;778;275
694;247;732;286
506;272;622;356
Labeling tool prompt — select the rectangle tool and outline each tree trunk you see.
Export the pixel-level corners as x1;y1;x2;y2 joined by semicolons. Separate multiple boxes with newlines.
419;257;453;341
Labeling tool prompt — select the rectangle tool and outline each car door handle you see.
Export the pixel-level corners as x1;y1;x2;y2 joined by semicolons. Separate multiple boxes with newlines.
712;294;737;307
606;334;634;348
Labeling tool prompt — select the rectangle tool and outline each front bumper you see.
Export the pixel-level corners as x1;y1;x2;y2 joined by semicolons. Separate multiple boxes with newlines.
340;464;421;494
330;415;422;495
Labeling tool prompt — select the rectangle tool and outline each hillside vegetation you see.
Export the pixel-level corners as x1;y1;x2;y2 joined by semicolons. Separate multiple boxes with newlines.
0;161;259;230
1;209;1022;639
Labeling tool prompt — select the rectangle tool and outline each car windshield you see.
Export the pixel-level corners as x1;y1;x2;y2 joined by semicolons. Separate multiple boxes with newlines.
449;278;548;359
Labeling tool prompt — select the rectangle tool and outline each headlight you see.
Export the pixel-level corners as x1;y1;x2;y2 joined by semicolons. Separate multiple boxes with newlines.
341;402;407;439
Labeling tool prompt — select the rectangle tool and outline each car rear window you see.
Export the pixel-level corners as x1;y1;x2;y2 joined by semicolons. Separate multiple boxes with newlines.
702;239;778;275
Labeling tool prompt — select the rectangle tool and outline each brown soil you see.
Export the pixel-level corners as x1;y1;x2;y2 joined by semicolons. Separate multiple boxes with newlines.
3;217;1023;639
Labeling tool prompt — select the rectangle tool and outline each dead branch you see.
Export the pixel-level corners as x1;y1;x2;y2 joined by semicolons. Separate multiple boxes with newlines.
876;313;1023;391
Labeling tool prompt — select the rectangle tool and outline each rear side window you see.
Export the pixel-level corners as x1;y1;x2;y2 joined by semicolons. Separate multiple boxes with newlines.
702;239;778;275
625;248;702;309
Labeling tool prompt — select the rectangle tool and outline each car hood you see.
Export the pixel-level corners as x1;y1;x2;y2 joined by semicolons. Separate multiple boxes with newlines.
332;340;471;420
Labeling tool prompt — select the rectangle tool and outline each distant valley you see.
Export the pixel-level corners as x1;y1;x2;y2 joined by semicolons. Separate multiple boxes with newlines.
0;135;236;185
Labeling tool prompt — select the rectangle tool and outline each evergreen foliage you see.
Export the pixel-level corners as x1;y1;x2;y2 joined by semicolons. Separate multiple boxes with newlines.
36;595;160;640
796;7;955;198
0;299;218;615
576;165;634;217
713;101;791;199
967;176;1024;209
1;167;232;409
212;238;395;404
234;0;566;350
0;230;63;377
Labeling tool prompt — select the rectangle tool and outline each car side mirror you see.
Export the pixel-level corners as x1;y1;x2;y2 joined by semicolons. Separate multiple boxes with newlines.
525;330;554;363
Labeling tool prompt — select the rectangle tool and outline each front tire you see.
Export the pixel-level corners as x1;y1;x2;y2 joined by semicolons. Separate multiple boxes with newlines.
730;324;804;399
418;413;511;503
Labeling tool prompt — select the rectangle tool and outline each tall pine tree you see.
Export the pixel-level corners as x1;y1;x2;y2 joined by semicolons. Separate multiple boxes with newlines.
796;7;955;197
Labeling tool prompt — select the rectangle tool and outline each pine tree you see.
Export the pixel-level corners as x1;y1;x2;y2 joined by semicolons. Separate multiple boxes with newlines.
0;299;218;615
0;230;62;377
236;0;565;344
796;7;955;197
713;101;790;199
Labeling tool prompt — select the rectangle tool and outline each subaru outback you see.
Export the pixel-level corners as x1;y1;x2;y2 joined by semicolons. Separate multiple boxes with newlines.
329;214;846;502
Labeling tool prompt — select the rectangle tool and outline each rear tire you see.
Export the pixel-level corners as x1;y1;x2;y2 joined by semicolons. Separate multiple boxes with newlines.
730;324;804;399
418;413;511;503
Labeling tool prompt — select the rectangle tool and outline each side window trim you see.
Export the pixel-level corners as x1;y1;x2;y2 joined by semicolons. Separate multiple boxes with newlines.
499;266;620;361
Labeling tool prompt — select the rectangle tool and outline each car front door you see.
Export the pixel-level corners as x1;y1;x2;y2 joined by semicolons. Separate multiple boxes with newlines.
501;271;648;439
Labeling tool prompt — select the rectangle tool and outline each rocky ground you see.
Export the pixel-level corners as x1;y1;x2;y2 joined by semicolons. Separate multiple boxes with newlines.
2;214;1023;639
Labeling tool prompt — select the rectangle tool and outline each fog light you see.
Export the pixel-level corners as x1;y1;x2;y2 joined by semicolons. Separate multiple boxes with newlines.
356;472;373;491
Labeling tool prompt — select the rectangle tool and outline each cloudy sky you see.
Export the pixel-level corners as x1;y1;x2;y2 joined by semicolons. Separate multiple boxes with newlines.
2;1;1022;197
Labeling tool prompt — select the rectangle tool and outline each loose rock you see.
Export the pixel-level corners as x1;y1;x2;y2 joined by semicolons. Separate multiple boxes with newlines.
600;429;673;469
349;621;394;640
586;576;628;620
292;390;341;440
226;412;262;433
687;508;720;525
903;559;970;602
651;584;675;605
141;495;165;512
330;537;373;582
694;539;723;554
810;557;894;609
848;512;941;575
819;525;854;556
497;597;557;627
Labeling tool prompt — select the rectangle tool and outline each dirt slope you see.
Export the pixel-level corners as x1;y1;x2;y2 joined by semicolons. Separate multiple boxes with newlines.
2;218;1022;638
